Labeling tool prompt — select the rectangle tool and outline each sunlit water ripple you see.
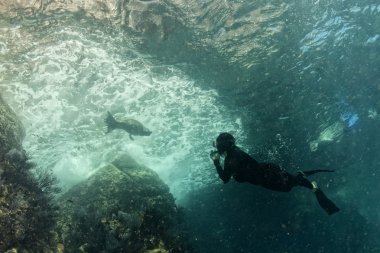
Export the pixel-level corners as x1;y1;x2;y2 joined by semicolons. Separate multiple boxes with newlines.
0;18;245;199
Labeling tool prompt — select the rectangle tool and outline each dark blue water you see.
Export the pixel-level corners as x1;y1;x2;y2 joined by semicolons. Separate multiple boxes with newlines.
1;0;380;252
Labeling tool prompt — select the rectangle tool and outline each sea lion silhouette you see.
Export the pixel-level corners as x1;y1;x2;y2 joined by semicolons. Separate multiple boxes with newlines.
104;111;152;140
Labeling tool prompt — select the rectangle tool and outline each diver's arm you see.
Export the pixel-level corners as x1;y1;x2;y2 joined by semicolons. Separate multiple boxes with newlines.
210;151;232;183
214;159;232;183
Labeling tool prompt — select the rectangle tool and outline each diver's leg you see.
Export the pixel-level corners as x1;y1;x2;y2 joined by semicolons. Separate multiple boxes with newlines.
259;164;340;214
312;182;340;215
292;175;339;215
258;163;297;192
293;173;314;189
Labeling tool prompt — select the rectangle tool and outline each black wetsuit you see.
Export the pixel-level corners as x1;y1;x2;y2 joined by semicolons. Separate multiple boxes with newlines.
213;146;313;191
212;145;340;215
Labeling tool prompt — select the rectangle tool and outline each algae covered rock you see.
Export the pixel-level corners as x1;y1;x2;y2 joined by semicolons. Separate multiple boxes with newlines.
56;154;190;253
0;95;25;161
0;162;59;251
0;94;59;252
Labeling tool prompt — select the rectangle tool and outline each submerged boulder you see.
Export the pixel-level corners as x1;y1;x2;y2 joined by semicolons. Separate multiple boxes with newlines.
0;0;187;53
0;95;25;161
0;0;176;40
0;94;59;252
56;154;190;253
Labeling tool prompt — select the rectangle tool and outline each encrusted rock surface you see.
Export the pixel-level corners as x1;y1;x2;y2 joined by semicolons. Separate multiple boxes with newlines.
0;0;122;20
0;94;190;252
0;0;176;41
0;94;59;252
0;95;25;161
56;154;190;252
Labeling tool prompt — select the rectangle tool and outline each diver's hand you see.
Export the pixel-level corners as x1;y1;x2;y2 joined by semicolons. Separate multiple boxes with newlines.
210;150;220;161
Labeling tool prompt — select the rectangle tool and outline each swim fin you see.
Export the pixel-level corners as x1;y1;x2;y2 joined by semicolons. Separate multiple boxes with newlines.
299;169;335;177
314;188;340;215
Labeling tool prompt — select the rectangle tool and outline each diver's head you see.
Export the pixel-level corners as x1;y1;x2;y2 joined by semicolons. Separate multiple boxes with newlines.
214;132;236;154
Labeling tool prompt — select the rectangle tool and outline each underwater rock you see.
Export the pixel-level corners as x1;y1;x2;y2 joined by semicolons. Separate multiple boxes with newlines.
0;0;176;41
56;154;190;253
0;95;59;252
0;95;25;161
126;0;171;40
0;0;121;21
0;177;58;252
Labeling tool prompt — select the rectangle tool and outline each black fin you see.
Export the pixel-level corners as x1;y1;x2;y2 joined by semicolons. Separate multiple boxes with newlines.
314;189;340;215
301;169;335;177
129;134;134;141
104;111;117;133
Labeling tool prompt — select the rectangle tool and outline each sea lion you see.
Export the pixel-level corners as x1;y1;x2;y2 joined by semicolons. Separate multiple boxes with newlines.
104;111;152;140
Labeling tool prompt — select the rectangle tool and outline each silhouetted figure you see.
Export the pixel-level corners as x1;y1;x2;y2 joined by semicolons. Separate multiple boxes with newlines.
210;133;340;215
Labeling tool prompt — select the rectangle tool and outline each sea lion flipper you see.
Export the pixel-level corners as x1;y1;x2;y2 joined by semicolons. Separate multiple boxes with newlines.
129;134;134;141
105;111;117;133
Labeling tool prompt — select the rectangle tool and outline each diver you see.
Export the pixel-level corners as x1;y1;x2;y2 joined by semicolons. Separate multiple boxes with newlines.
210;133;340;215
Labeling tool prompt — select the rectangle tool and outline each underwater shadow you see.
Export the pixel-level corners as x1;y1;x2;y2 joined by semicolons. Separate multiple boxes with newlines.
179;182;380;253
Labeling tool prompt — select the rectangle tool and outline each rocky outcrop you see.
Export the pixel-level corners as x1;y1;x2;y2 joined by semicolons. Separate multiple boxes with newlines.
0;0;178;41
0;95;25;161
0;94;59;252
0;0;293;93
0;94;189;252
0;0;122;21
56;154;190;253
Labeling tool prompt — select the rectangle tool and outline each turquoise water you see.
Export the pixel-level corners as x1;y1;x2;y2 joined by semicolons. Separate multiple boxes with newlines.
0;16;244;199
1;1;380;252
